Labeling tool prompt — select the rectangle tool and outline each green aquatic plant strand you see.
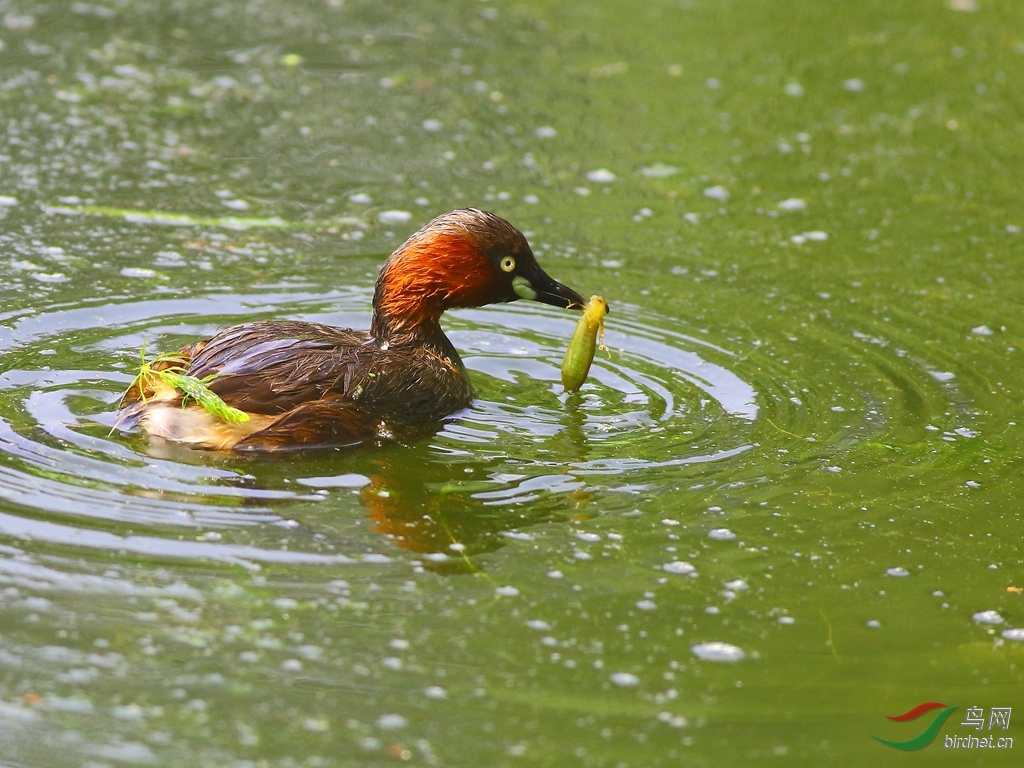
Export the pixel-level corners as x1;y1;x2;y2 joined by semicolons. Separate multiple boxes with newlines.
158;368;250;424
45;203;365;231
132;351;249;424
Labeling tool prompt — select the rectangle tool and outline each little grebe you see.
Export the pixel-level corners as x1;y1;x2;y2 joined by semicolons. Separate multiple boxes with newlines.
116;208;586;451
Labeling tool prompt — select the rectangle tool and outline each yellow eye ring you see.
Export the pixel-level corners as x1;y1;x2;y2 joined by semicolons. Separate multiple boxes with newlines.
500;256;516;273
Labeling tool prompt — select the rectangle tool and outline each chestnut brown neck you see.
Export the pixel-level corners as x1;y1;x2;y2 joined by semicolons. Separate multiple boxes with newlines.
369;232;492;346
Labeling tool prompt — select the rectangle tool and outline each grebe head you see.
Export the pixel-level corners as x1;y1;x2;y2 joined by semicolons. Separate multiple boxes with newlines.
372;208;585;338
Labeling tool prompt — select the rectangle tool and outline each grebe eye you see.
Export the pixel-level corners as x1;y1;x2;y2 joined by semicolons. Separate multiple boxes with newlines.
500;256;516;273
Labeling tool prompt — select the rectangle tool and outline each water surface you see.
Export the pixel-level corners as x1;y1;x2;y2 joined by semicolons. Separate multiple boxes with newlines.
1;1;1022;766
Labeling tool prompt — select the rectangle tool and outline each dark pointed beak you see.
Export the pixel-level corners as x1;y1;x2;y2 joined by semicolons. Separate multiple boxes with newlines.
514;268;587;310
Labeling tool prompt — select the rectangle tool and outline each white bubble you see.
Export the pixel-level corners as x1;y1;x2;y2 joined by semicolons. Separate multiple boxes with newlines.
495;585;520;597
535;126;557;138
691;642;745;662
378;210;413;224
973;610;1004;625
843;78;866;92
663;561;696;575
784;82;805;97
778;198;807;212
1002;628;1024;641
610;672;640;686
639;163;679;178
303;717;329;732
350;193;372;204
971;326;994;336
708;528;736;540
32;272;68;283
778;616;795;625
886;567;909;577
703;185;730;201
3;13;36;29
424;686;447;699
121;267;156;278
222;199;250;210
376;713;407;730
636;600;657;611
526;620;551;630
586;168;616;183
422;119;442;131
930;370;956;382
0;196;18;206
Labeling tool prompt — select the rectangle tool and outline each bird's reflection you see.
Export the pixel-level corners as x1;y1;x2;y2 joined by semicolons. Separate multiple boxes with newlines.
355;402;598;569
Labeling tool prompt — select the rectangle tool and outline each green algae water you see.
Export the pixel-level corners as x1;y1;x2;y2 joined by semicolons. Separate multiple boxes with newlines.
1;0;1023;765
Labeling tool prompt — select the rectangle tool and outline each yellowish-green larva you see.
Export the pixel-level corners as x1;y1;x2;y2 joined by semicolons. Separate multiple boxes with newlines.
561;295;609;393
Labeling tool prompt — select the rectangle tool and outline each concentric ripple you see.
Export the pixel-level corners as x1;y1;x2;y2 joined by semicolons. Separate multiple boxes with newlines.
0;285;988;560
